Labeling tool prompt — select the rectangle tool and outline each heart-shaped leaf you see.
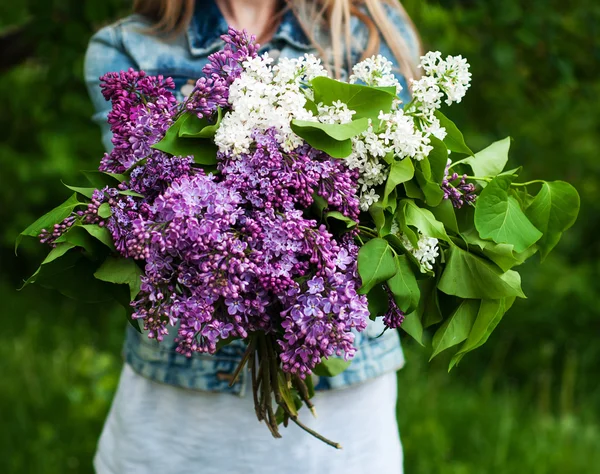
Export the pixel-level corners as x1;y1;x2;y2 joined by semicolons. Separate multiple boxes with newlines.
475;175;542;253
464;137;511;177
434;111;473;155
357;238;397;294
430;299;479;360
525;181;580;260
290;118;369;158
438;245;525;299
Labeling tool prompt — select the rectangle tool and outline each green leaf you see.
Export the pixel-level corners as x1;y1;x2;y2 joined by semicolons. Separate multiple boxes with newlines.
434;111;473;155
311;77;397;121
63;184;96;199
81;224;115;251
277;371;298;417
118;190;145;198
370;206;394;237
20;242;76;288
178;108;222;138
325;211;357;229
383;159;414;206
394;206;419;248
402;200;451;242
311;193;328;217
152;114;218;165
369;202;387;233
428;199;459;234
16;193;84;252
401;310;424;346
98;202;112;219
413;139;447;206
290;118;369;158
438;245;525;299
449;299;506;368
303;97;319;115
24;250;115;303
404;179;426;201
384;233;407;253
81;170;125;188
422;281;443;328
415;169;444;206
525;181;580;260
357;238;397;294
465;137;511;177
397;278;438;345
428;137;450;184
55;226;99;255
367;284;389;320
112;284;141;333
461;227;533;272
475;175;542;252
94;256;143;299
386;255;420;314
430;299;479;360
304;373;316;399
312;357;351;377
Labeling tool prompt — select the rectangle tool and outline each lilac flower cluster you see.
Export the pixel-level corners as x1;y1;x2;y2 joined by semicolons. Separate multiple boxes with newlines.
219;128;361;219
383;288;405;329
99;69;177;173
279;242;369;377
39;189;107;246
442;159;477;208
185;27;259;118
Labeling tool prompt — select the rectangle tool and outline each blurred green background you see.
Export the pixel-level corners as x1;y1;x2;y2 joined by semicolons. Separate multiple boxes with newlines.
1;0;598;472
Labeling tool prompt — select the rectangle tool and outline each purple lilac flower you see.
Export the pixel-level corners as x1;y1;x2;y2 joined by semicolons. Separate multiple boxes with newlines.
383;288;405;329
185;27;259;118
219;128;361;219
99;69;177;173
442;159;477;208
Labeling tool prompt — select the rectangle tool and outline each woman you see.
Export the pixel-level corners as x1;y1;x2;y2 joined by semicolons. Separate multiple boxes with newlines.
85;1;421;473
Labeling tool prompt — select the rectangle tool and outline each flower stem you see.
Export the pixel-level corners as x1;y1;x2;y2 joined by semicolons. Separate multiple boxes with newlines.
288;416;343;450
465;176;492;182
465;176;545;187
448;157;471;169
228;337;255;387
293;376;317;418
510;180;545;187
358;226;378;238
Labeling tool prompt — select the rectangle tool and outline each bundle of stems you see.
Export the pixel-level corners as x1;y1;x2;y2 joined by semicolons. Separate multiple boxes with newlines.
229;333;342;449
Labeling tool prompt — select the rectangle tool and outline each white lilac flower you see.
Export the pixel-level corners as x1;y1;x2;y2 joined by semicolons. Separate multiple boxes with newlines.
350;54;403;96
317;100;356;124
401;232;440;273
411;75;443;115
415;51;472;108
359;188;380;211
438;55;471;105
377;110;432;161
421;114;447;141
215;53;320;156
273;54;328;85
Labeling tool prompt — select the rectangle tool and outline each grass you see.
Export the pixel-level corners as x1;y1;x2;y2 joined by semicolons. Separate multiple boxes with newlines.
2;278;599;473
397;343;600;474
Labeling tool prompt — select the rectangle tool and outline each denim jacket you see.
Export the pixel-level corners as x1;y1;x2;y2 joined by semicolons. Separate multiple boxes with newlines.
84;0;418;395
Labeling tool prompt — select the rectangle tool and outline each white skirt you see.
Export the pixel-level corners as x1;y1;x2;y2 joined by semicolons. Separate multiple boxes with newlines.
94;364;403;474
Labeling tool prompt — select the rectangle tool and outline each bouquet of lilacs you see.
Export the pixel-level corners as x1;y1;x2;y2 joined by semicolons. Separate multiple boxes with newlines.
18;28;579;447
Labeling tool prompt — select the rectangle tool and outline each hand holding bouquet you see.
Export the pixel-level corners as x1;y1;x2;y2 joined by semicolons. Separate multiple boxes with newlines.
18;28;579;448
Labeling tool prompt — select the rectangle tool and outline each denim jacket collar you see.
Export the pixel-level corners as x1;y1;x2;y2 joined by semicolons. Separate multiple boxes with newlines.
187;1;312;57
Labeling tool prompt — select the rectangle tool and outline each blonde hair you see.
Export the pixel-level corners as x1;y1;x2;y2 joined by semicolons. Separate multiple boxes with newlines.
133;0;422;80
